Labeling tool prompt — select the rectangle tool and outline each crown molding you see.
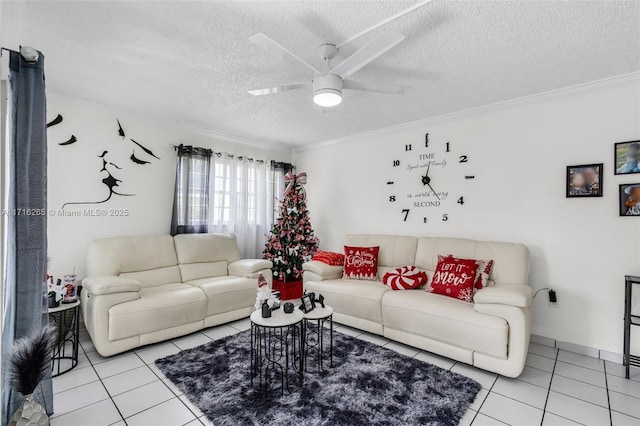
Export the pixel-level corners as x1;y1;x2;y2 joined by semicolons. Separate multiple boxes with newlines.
293;71;640;153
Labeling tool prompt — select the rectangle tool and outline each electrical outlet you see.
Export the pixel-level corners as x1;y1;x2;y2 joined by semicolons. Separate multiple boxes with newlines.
548;289;559;308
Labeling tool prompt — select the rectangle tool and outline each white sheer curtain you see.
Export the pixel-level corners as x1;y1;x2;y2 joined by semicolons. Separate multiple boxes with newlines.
210;154;275;258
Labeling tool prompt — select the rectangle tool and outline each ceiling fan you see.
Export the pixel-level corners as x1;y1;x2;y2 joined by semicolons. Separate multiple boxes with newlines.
248;0;432;108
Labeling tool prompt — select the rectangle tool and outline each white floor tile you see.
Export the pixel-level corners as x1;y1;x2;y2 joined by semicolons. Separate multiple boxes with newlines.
517;366;553;389
185;420;203;426
102;365;158;396
479;392;543;426
179;394;204;417
554;361;607;388
472;413;509;425
51;380;110;418
80;339;96;354
148;362;166;379
50;399;121;426
163;378;185;396
75;351;91;370
135;341;181;364
492;376;548;409
525;353;556;373
468;388;489;412
109;422;126;426
541;412;583;426
199;415;214;426
605;360;640;382
172;332;212;350
528;342;558;360
356;331;390;346
85;348;114;365
611;410;640;426
227;318;251;331
384;341;420;358
202;324;239;340
459;408;477;426
607;373;640;397
93;352;146;378
557;350;604;372
126;398;196;426
545;391;610;426
335;326;362;337
609;390;640;419
53;365;99;394
112;380;174;418
415;350;456;370
550;374;609;407
451;363;498;390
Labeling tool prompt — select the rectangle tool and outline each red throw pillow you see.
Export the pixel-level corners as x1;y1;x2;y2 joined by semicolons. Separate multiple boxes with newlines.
383;266;428;290
475;259;494;289
343;246;380;280
427;255;481;302
312;250;345;266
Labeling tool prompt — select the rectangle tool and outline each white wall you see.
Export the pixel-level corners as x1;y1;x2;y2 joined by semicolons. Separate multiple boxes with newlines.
294;78;640;355
46;95;290;280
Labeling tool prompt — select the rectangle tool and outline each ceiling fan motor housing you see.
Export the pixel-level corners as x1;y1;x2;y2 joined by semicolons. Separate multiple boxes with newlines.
313;74;343;107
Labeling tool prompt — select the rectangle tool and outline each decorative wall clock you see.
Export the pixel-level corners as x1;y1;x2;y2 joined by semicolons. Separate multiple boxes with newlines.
387;133;474;223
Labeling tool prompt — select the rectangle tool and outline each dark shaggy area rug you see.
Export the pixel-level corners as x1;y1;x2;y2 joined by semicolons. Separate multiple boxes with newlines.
156;329;481;426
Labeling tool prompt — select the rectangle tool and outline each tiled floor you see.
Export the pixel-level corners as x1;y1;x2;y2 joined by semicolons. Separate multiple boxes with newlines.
52;320;640;426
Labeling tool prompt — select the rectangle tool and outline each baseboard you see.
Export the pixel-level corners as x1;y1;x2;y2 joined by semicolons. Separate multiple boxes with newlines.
531;334;624;364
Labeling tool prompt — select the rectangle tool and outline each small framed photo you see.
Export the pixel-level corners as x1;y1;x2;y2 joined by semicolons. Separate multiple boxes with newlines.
619;183;640;216
300;293;315;313
615;141;640;175
566;164;603;198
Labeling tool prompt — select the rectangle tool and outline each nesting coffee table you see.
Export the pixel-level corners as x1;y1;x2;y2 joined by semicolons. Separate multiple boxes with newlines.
302;305;334;372
250;308;304;396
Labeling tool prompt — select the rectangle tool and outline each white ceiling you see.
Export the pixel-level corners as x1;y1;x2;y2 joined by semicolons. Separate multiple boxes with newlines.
3;0;639;147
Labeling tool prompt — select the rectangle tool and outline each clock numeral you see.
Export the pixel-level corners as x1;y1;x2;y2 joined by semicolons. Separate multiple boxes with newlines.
386;181;394;185
425;133;429;148
392;160;400;167
389;195;396;202
423;217;428;223
401;209;410;222
405;144;412;151
442;213;449;222
459;155;468;163
446;142;450;152
457;197;465;205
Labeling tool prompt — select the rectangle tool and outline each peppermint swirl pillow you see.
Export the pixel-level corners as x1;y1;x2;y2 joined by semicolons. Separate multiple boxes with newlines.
383;266;428;290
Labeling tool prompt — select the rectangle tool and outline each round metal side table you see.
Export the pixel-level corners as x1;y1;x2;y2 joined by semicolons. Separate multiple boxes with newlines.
303;305;334;372
48;300;80;377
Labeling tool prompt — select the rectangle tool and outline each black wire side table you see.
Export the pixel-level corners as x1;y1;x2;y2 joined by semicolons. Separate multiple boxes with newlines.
48;300;80;377
303;305;334;372
624;275;640;379
250;308;304;396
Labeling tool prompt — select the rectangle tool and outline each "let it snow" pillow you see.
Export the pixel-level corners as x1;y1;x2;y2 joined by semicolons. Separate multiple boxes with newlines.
427;255;481;302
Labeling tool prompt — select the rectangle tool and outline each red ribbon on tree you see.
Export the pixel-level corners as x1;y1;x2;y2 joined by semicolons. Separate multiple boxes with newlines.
283;171;308;200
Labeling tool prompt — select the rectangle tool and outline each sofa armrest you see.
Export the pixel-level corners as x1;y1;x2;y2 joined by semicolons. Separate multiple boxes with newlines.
302;261;343;280
82;276;141;295
228;259;273;277
473;285;532;308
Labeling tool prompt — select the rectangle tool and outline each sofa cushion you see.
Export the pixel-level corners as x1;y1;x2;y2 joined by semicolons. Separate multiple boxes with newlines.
174;233;241;264
382;290;508;359
180;261;228;282
343;246;380;280
383;266;428;290
305;279;390;323
108;283;207;340
86;235;178;277
343;235;417;267
428;255;480;302
119;265;182;288
186;276;257;317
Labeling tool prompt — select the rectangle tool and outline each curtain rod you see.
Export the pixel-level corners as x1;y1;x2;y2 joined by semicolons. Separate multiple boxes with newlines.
170;143;272;165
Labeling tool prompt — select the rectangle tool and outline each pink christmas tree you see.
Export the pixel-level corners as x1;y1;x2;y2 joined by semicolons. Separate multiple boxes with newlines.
263;172;319;281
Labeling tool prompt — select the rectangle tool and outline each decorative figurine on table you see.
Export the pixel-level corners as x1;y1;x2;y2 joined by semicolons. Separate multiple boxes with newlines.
283;302;295;314
47;278;64;308
254;272;279;316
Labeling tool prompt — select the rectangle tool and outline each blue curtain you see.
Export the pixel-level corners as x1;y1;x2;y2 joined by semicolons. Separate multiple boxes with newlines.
1;49;51;423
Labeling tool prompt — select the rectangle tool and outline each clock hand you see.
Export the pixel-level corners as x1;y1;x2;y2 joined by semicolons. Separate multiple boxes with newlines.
427;183;441;200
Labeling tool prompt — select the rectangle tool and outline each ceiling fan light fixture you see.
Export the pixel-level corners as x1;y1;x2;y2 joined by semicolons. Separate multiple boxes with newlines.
313;89;342;107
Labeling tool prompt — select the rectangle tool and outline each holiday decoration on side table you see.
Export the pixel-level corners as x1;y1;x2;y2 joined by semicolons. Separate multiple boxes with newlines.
263;171;319;285
254;272;279;312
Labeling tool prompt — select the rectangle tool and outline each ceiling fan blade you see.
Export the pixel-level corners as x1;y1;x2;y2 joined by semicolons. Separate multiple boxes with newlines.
343;79;408;95
249;33;321;76
330;30;405;79
248;83;309;96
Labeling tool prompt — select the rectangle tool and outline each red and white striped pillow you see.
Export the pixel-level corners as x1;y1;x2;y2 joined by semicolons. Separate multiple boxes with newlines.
382;266;428;290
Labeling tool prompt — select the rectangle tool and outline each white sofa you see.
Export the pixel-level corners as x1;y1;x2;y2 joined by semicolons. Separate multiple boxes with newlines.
303;234;531;377
81;233;272;356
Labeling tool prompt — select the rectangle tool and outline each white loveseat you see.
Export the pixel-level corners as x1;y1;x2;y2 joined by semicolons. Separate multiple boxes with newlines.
81;233;272;356
303;234;531;377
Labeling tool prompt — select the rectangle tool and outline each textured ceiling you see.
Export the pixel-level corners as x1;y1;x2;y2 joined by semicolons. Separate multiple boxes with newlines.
3;0;639;147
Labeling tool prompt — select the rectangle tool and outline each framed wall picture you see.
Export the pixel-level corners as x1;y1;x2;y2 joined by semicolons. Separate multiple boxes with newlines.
615;141;640;175
619;184;640;216
566;164;603;198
